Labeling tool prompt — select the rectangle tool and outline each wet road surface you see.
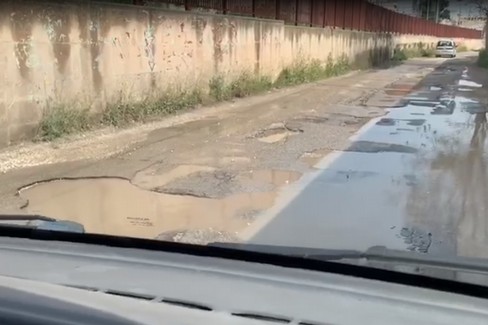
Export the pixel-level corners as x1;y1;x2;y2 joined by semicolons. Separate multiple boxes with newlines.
10;55;488;259
12;58;431;242
245;59;488;259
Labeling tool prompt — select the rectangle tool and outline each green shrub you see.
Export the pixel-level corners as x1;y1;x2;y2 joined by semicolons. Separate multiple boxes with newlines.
274;56;350;88
209;74;273;101
478;49;488;68
102;90;201;127
37;104;92;141
392;49;408;61
457;44;469;52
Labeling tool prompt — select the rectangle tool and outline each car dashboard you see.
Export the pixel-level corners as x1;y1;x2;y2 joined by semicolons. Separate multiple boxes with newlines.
0;236;487;324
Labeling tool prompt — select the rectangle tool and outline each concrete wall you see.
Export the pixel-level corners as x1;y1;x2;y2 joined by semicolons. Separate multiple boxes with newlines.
394;34;483;50
0;1;483;147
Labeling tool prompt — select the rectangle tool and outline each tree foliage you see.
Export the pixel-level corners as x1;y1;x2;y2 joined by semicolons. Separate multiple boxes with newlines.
418;0;450;21
474;0;488;16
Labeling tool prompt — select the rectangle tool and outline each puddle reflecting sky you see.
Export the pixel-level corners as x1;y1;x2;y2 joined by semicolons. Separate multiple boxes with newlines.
249;74;488;259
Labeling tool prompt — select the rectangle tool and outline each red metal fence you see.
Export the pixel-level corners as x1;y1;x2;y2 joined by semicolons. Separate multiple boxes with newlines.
133;0;482;39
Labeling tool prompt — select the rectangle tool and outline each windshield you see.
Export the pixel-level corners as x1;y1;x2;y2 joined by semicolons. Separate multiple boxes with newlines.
1;0;486;286
437;41;454;47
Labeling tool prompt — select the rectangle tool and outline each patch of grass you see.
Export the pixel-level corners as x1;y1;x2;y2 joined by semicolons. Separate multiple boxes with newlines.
208;76;229;101
478;49;488;68
102;90;201;127
420;47;435;57
457;44;469;52
209;73;273;101
231;74;273;98
392;49;408;62
37;90;202;140
416;42;434;57
37;104;92;141
34;56;355;141
274;56;350;88
392;46;434;62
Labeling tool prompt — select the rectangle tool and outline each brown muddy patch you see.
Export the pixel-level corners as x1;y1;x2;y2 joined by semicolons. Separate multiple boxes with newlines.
18;178;280;242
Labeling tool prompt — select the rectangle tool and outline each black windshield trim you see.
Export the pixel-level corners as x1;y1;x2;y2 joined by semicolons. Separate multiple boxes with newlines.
0;226;487;299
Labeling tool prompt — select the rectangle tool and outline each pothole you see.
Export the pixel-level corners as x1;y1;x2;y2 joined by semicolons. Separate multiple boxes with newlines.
407;119;426;126
376;118;396;126
251;122;303;144
294;114;364;127
18;177;278;241
155;228;240;245
346;141;418;154
399;227;432;253
154;170;238;198
132;164;216;189
257;132;289;143
154;169;302;199
292;116;330;124
431;104;455;115
300;148;332;167
377;118;425;127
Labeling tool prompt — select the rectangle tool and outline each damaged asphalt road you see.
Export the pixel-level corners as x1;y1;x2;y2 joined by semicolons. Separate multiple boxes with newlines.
244;53;488;260
2;53;488;260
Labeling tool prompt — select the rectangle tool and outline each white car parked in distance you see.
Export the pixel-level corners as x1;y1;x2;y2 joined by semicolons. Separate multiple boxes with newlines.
435;39;457;58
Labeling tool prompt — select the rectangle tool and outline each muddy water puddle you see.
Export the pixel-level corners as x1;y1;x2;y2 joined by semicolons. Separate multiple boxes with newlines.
19;169;303;243
252;122;303;144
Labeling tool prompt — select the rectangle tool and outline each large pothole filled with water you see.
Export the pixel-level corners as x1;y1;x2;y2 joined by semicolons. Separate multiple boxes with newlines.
18;169;302;244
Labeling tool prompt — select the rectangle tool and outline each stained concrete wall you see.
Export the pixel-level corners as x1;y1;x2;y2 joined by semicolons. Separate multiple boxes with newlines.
0;1;483;147
281;26;395;69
